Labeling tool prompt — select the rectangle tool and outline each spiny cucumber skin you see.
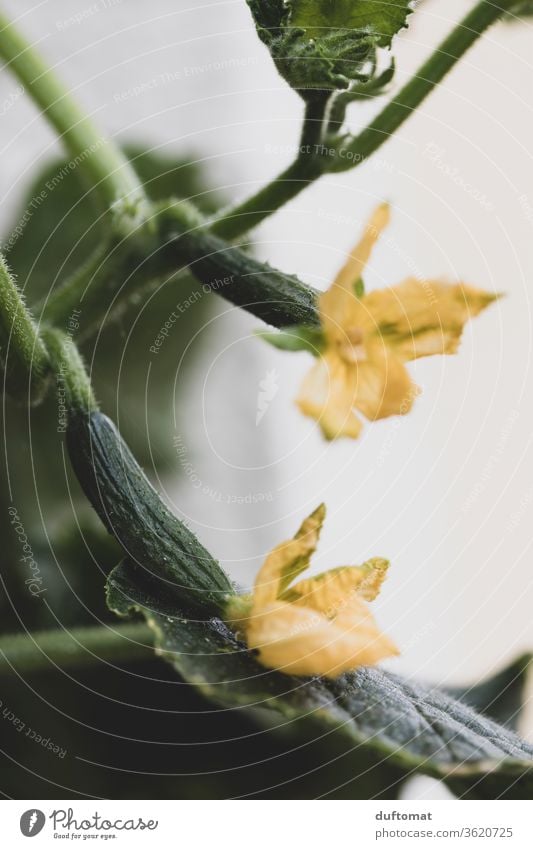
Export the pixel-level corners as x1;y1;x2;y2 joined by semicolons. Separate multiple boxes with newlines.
166;227;320;329
67;410;234;616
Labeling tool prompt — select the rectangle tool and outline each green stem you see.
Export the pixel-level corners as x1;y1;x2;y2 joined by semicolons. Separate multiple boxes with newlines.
299;94;331;148
211;95;329;240
332;0;517;170
41;327;97;414
210;0;513;231
0;253;49;398
0;261;99;406
0;12;146;213
0;623;153;674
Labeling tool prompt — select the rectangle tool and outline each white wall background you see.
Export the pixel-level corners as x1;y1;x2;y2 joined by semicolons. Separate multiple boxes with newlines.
2;0;533;798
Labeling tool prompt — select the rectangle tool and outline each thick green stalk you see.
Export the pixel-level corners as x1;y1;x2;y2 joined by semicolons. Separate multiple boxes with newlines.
42;327;97;414
332;0;517;169
0;623;153;674
0;12;146;213
0;253;49;398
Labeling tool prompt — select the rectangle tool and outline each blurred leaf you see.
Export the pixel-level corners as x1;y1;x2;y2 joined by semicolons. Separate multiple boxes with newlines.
1;146;224;475
3;146;220;300
247;0;411;94
0;148;225;630
256;324;325;354
504;2;533;17
3;648;386;799
447;654;533;732
107;560;533;800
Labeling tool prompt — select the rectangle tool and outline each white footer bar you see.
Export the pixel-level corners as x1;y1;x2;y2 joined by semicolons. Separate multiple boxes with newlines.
1;800;532;848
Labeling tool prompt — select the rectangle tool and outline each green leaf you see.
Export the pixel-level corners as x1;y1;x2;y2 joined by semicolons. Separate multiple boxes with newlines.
246;0;412;94
246;0;286;32
290;0;412;47
256;324;325;354
327;61;395;130
447;654;533;732
107;561;533;800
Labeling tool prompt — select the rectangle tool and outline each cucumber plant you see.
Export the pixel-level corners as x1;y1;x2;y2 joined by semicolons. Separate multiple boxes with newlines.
1;1;532;799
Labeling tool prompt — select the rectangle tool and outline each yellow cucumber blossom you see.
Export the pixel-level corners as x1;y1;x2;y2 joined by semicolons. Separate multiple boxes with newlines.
225;504;397;678
297;203;500;439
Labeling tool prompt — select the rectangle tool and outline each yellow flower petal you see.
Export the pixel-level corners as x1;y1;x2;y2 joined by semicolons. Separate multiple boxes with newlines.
333;596;398;664
363;278;500;361
247;597;397;678
225;508;397;679
285;566;369;612
293;204;500;441
320;203;390;341
356;557;390;601
353;343;418;421
284;558;390;612
252;504;325;609
296;350;362;440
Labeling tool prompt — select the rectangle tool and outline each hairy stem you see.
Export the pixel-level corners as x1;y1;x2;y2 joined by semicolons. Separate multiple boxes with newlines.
0;12;146;213
42;327;98;414
0;623;153;674
0;253;49;399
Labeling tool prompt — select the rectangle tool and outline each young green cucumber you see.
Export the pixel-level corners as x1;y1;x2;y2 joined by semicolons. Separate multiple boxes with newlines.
67;410;234;616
